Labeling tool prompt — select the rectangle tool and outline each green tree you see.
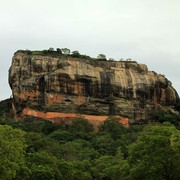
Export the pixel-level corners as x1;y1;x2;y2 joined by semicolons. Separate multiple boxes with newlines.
25;132;48;153
99;117;127;139
92;133;116;155
56;48;62;54
58;160;92;180
70;118;93;133
61;48;70;55
60;139;99;161
48;47;54;51
27;151;61;180
97;54;106;60
48;130;73;143
71;50;81;58
21;119;57;134
91;155;129;180
155;110;180;126
128;123;180;180
0;125;28;179
67;118;94;140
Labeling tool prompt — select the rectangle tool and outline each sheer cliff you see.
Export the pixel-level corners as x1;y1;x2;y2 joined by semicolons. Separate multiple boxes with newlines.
9;51;179;124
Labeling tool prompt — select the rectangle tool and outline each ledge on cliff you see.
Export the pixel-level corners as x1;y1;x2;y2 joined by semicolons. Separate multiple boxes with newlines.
9;50;180;124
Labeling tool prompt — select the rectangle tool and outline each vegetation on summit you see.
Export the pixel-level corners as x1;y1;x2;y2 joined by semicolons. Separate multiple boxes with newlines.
14;48;138;62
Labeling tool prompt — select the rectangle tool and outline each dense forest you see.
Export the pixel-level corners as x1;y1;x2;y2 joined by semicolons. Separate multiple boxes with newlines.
0;99;180;180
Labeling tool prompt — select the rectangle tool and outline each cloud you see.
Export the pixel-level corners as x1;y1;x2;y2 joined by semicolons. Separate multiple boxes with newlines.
0;0;180;99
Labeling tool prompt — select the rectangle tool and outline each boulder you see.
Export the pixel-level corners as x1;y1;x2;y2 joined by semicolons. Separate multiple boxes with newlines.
9;51;180;123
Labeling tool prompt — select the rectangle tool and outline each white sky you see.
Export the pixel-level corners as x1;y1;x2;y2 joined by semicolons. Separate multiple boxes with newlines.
1;0;180;100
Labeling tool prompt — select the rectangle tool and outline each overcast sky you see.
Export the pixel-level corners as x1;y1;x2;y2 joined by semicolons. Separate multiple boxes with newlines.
1;0;180;100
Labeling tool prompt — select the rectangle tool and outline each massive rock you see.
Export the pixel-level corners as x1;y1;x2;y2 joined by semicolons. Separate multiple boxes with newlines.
9;51;180;123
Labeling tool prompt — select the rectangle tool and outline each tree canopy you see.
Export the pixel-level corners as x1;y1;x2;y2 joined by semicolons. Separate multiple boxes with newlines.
0;109;179;179
0;125;27;179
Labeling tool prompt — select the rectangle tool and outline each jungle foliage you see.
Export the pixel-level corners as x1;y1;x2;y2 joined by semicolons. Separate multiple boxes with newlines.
0;100;180;179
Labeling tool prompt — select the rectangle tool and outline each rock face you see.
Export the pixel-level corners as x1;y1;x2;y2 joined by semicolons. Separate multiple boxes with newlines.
9;51;180;123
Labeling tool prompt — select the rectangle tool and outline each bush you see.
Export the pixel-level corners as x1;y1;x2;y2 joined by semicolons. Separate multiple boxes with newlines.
155;110;180;126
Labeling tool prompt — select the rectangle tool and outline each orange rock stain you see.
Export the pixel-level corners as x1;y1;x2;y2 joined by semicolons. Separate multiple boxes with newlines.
23;108;129;130
47;94;64;105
